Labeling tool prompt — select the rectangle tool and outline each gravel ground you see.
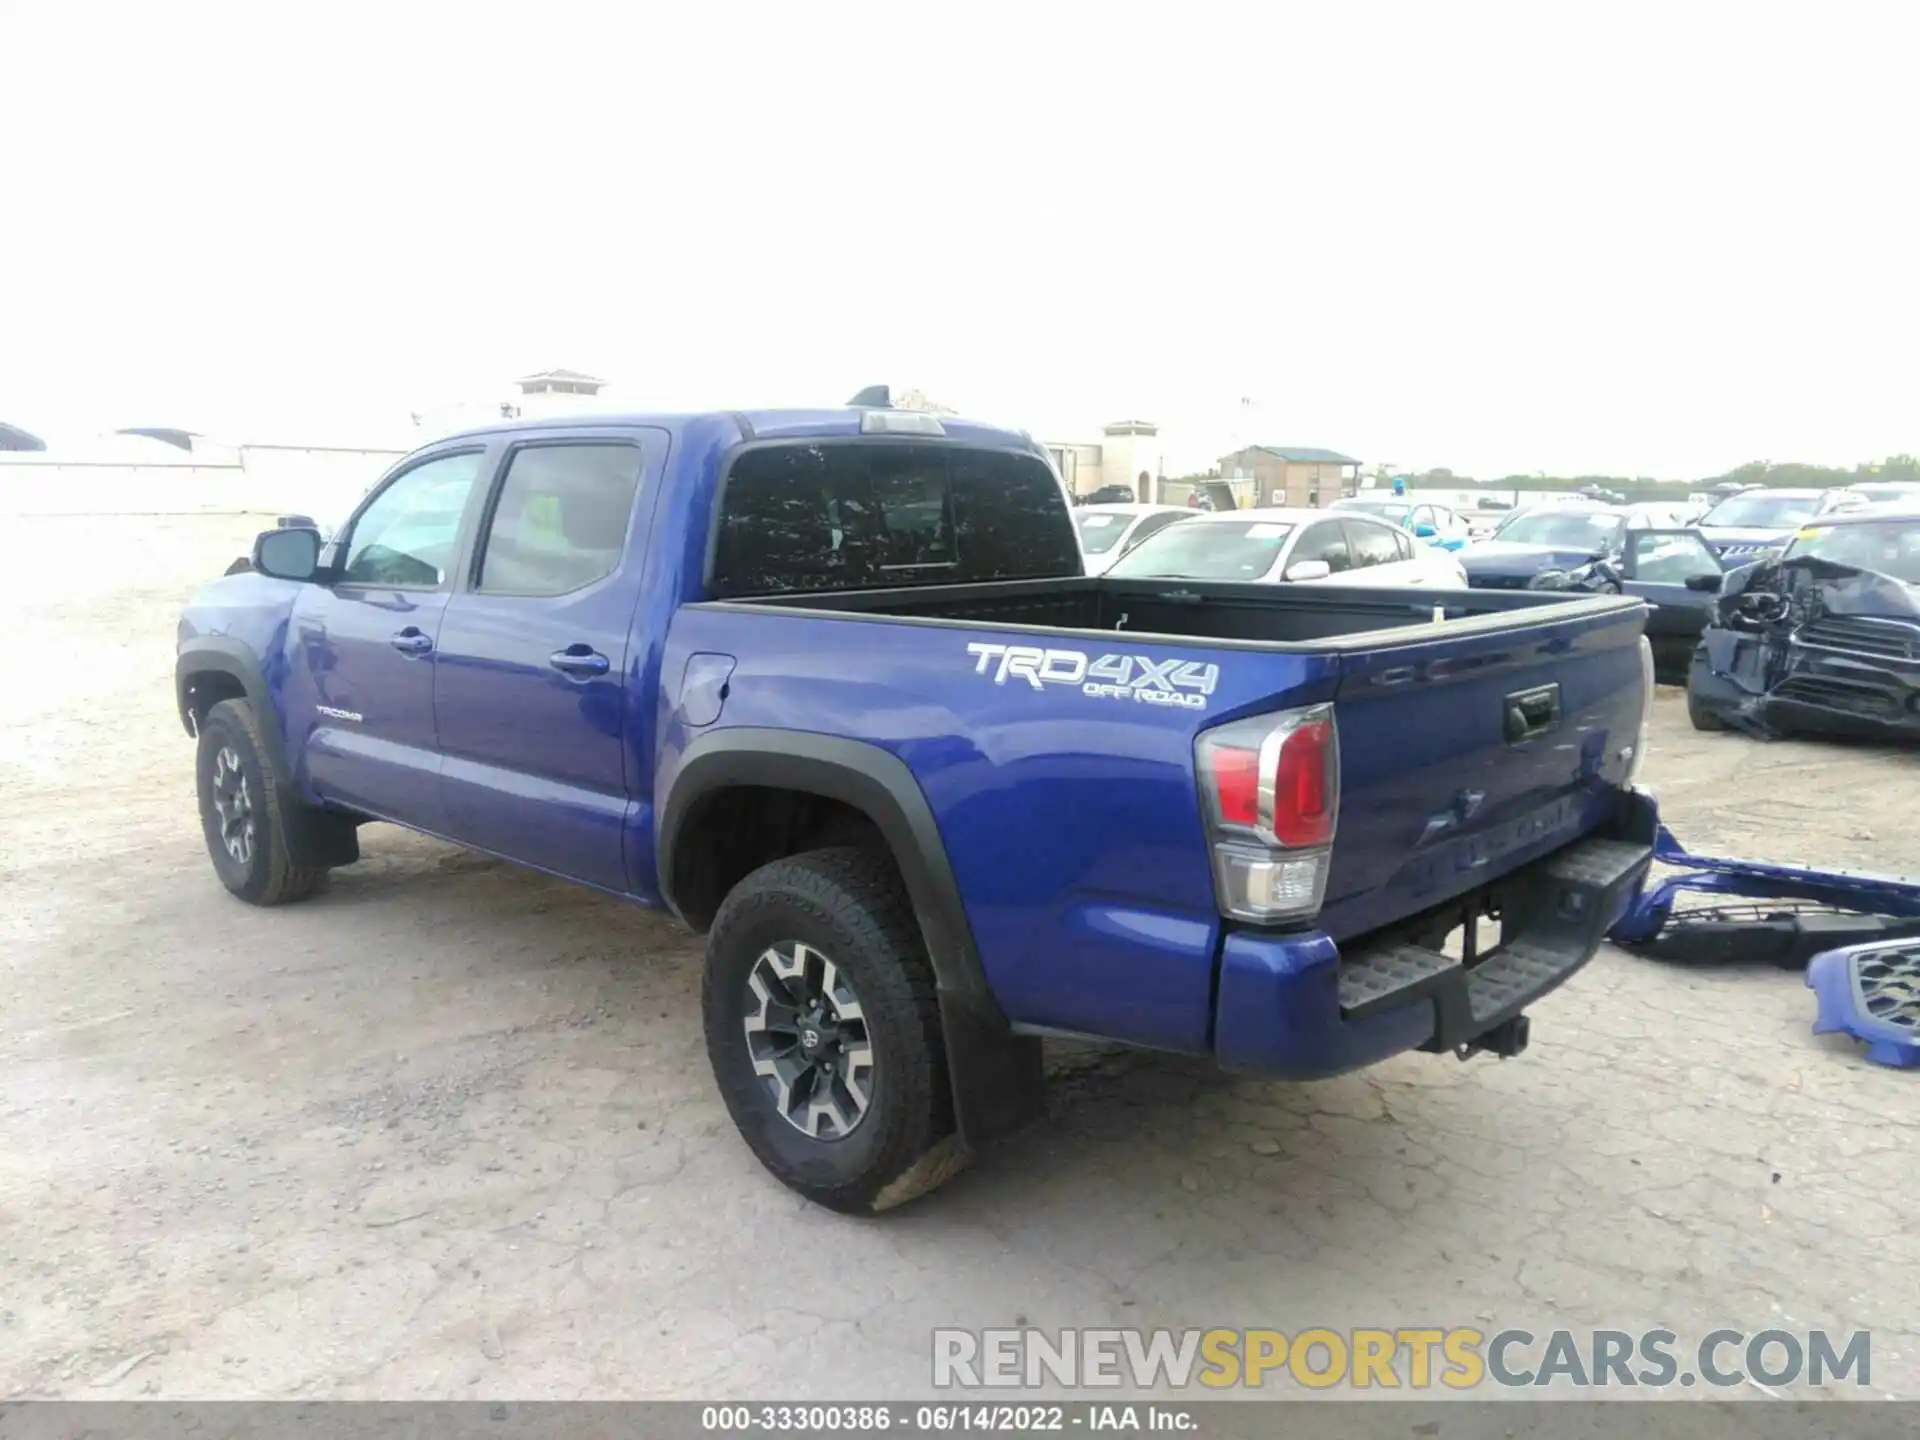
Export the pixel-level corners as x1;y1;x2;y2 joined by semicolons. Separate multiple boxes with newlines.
1;513;1916;1402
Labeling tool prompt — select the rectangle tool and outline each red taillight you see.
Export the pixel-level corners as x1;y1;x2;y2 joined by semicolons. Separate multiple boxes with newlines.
1270;720;1333;846
1196;705;1340;848
1195;705;1340;923
1212;746;1261;828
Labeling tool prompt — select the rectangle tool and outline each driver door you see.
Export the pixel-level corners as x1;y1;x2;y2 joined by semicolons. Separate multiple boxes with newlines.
1620;529;1724;683
284;447;490;829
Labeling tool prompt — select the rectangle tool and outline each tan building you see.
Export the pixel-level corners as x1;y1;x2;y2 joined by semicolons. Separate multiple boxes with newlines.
1046;420;1166;501
1217;445;1361;509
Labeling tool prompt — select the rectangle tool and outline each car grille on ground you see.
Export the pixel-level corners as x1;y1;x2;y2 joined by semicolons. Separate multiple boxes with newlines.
1467;574;1533;590
1855;947;1920;1037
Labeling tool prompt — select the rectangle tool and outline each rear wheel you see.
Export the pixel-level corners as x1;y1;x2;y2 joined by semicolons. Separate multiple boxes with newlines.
195;699;330;905
702;847;966;1213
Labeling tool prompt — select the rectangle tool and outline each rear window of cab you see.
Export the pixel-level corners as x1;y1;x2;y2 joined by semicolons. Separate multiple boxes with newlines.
710;441;1080;597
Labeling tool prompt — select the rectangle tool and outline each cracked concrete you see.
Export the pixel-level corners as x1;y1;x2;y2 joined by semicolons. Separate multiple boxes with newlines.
1;513;1916;1400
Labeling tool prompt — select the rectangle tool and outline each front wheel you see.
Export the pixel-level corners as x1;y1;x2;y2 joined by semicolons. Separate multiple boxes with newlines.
195;699;330;905
702;847;967;1214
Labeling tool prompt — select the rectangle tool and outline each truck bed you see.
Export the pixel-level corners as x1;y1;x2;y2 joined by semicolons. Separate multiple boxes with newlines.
672;575;1650;1056
709;573;1637;648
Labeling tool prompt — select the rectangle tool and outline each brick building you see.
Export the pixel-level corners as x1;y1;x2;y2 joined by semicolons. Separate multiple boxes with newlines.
1216;445;1361;509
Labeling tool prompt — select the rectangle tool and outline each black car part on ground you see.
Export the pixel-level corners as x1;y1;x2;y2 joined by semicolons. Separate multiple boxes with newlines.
1626;898;1920;967
1686;554;1920;739
1611;825;1920;967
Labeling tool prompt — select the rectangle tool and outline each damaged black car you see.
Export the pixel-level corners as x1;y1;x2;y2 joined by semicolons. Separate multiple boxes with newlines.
1687;508;1920;738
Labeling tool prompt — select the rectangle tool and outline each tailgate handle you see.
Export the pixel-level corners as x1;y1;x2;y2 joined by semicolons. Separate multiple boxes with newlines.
1504;683;1561;743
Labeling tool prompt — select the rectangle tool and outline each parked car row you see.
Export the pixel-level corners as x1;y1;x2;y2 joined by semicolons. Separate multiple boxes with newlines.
1069;488;1920;723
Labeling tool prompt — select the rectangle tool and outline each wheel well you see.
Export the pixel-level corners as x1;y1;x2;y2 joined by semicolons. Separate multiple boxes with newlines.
181;669;248;735
671;786;889;932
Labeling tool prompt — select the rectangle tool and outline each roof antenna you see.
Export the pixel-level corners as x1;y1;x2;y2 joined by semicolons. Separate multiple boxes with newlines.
846;385;891;408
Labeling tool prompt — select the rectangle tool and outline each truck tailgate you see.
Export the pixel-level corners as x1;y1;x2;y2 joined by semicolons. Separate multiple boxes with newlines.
1315;599;1650;941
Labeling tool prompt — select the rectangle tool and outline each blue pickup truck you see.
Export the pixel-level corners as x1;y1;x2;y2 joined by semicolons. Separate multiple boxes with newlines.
177;402;1660;1212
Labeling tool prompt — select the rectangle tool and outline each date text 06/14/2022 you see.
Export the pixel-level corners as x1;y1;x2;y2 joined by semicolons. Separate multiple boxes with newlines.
700;1404;1195;1432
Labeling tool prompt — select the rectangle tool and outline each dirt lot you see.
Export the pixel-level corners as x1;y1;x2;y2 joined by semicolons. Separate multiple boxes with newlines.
2;513;1917;1401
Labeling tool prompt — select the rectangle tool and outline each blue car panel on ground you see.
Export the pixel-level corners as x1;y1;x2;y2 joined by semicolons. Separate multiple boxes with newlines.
1808;942;1920;1068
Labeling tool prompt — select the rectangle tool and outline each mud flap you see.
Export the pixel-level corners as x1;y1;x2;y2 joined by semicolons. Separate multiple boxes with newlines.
939;991;1046;1149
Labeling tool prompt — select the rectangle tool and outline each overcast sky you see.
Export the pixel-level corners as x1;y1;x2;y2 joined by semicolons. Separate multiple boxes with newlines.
3;1;1915;477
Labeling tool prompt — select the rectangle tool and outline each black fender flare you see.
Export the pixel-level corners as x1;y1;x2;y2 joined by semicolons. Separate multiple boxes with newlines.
176;639;285;766
175;639;359;868
657;728;1043;1148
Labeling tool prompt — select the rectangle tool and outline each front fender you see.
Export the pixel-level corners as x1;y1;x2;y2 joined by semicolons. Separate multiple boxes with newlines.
176;639;278;747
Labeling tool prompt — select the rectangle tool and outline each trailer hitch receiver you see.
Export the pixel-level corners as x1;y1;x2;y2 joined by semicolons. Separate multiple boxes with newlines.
1456;1015;1530;1061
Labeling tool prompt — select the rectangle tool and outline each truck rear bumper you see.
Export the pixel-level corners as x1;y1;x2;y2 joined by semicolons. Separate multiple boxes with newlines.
1212;788;1658;1079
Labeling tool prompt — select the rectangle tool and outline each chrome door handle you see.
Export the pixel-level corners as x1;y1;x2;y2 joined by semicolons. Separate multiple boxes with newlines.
549;647;610;677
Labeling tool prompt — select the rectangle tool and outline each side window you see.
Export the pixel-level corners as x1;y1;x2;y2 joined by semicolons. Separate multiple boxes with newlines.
1291;521;1352;572
1345;520;1401;567
475;443;644;597
1628;531;1721;583
1410;505;1434;531
1393;528;1416;560
341;451;484;588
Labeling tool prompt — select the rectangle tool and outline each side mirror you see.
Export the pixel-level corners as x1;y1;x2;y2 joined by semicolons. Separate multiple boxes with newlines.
1285;559;1333;582
1684;572;1724;593
251;526;323;582
1414;523;1438;539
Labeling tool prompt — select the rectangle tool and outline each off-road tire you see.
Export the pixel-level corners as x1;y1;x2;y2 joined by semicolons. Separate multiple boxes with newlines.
1686;649;1732;732
195;698;329;905
703;846;967;1214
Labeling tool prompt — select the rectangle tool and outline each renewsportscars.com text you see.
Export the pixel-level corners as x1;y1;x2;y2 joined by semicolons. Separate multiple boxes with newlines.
931;1327;1872;1392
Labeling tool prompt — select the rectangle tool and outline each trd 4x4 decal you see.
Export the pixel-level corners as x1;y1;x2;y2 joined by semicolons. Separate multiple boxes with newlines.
966;642;1219;710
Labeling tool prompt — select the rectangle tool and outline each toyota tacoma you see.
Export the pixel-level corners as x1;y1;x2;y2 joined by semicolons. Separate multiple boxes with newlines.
177;398;1661;1212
